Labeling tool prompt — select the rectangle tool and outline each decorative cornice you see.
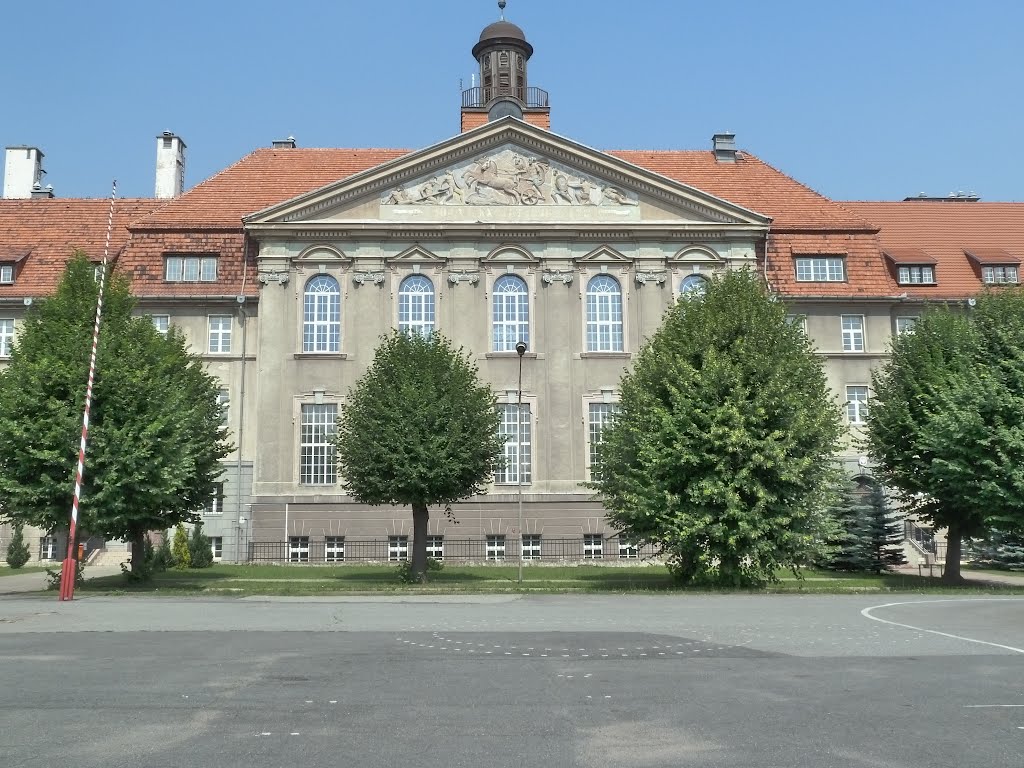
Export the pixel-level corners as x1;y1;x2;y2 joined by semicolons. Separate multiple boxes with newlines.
448;270;480;286
634;270;668;285
258;270;289;286
352;271;386;286
542;269;574;285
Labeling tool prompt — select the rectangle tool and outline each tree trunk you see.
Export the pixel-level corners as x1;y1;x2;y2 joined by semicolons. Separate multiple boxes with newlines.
130;530;147;575
941;523;964;584
411;503;430;584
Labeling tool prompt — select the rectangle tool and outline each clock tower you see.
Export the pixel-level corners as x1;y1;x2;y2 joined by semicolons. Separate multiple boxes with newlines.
461;2;550;132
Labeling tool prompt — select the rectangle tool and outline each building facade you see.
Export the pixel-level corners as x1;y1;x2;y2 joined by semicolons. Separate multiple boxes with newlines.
1;15;1020;565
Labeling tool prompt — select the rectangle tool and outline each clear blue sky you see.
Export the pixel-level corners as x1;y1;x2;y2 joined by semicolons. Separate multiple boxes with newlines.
3;0;1021;202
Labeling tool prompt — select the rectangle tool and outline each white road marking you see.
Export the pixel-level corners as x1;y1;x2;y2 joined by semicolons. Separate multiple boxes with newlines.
963;704;1024;708
860;599;1024;654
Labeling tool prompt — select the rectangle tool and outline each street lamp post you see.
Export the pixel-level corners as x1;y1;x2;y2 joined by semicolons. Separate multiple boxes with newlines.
515;340;527;584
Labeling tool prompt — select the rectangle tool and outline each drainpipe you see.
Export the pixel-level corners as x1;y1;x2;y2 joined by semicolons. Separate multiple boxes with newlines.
235;298;248;562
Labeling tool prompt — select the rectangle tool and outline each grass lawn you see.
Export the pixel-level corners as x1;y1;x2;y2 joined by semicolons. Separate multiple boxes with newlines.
71;563;1024;597
0;566;48;577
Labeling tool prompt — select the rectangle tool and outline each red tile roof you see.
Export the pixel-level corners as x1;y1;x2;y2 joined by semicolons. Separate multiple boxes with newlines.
135;149;410;229
134;147;874;231
0;199;161;296
845;202;1024;298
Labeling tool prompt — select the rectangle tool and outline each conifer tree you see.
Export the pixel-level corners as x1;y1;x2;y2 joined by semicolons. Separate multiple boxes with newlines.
5;522;31;569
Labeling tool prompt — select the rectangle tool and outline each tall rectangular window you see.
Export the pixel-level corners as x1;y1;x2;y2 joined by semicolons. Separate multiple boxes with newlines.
895;317;917;335
841;315;865;352
389;535;409;562
585;275;624;352
492;275;529;352
522;534;541;560
0;264;13;284
165;255;217;282
208;315;232;354
216;388;229;427
588;402;620;472
151;315;169;337
846;386;869;425
486;534;506;561
426;535;444;560
288;536;310;563
39;536;56;560
325;536;345;563
583;534;604;560
0;319;13;357
300;403;338;485
495;403;531;484
209;537;223;561
204;483;225;516
795;257;845;282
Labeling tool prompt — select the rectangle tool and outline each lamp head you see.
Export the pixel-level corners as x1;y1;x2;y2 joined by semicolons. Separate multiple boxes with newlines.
515;341;528;357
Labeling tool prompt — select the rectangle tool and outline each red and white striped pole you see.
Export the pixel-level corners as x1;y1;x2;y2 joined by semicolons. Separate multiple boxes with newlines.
58;181;117;601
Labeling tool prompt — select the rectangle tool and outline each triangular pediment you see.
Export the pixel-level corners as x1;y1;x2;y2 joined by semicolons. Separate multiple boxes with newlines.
386;245;444;264
244;119;771;233
575;245;630;264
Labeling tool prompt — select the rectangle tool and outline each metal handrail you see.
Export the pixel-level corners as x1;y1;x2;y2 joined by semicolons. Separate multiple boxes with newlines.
461;86;549;109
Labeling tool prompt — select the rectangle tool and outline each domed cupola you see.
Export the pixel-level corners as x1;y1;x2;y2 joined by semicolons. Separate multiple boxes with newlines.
461;1;550;131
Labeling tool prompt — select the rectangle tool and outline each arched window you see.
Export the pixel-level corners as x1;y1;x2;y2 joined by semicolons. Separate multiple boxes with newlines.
398;275;435;337
679;274;709;299
492;275;529;351
586;275;623;352
303;275;341;352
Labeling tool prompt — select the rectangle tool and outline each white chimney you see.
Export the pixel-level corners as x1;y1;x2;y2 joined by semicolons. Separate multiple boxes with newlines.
155;131;186;199
3;146;46;199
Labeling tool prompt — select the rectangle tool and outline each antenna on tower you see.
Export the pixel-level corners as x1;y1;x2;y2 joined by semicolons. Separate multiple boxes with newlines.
498;0;506;20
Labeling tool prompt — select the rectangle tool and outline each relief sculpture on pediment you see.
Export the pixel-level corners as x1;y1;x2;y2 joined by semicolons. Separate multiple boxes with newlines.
381;148;640;207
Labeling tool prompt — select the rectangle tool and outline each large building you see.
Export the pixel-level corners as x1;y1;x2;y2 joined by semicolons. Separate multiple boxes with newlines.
1;14;1020;565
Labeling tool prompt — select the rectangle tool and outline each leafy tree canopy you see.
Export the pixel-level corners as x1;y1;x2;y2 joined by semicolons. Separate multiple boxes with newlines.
592;269;843;586
0;255;231;573
868;291;1024;581
335;331;504;581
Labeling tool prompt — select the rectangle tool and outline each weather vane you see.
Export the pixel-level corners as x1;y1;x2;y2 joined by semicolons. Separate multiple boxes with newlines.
498;0;506;20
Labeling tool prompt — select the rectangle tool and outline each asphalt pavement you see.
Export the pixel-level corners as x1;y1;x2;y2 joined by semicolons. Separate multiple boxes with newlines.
0;593;1021;768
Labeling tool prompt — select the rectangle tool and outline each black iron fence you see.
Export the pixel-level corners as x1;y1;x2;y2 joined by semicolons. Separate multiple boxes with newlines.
248;537;660;564
460;86;549;109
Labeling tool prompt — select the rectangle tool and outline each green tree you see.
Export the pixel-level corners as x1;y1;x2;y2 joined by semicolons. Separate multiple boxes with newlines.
820;481;904;573
863;481;906;572
592;270;844;586
188;521;214;568
171;524;191;569
335;331;504;583
820;484;875;572
867;294;1024;583
969;530;1024;571
0;255;231;576
5;522;31;568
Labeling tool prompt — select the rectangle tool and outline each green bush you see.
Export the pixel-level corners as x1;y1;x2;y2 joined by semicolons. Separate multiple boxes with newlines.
151;533;173;572
396;557;443;583
5;523;31;569
171;524;191;569
45;560;85;590
188;521;214;569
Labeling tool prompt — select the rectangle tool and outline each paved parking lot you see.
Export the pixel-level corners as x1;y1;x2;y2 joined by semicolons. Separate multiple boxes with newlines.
1;594;1021;767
